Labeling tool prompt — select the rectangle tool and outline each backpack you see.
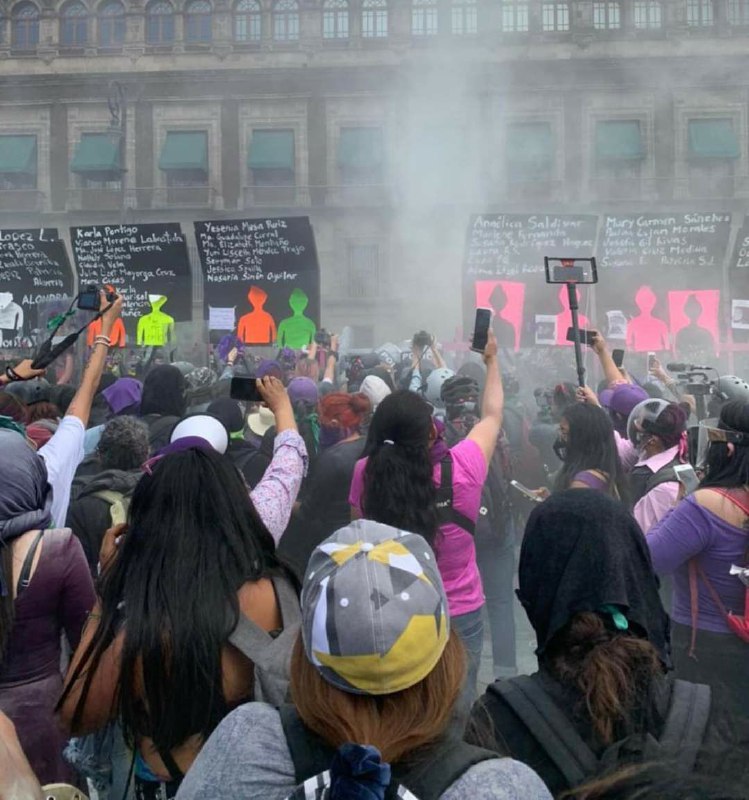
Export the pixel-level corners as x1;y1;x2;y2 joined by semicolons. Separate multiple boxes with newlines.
688;488;749;652
227;575;301;706
629;455;681;507
92;489;130;527
279;705;497;800
487;675;711;790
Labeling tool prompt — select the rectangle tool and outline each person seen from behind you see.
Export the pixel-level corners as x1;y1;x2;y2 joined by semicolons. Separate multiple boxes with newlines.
349;331;504;711
176;520;552;800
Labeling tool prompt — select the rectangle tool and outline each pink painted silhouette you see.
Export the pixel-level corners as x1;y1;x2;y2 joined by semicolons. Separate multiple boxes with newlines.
626;286;670;353
555;285;589;346
475;280;525;352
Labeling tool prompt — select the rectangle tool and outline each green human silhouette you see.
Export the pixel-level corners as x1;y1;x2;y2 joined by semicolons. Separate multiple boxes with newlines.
277;288;317;349
137;294;175;347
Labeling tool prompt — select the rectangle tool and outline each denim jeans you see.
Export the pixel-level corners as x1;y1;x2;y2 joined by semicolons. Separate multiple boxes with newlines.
451;607;484;717
475;515;517;679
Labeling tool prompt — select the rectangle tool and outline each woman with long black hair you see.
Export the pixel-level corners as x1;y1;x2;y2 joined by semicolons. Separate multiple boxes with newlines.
59;422;302;799
349;332;503;710
551;401;629;503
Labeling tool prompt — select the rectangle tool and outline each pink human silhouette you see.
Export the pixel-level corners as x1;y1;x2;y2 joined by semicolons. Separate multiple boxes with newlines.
555;285;590;346
626;285;670;352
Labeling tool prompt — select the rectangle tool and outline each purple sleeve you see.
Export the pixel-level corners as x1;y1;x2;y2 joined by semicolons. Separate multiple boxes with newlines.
646;496;714;575
250;430;308;544
60;532;96;649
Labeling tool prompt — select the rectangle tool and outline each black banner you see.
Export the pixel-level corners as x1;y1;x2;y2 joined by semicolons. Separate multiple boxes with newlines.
70;223;192;347
728;219;749;344
0;229;73;347
195;216;320;349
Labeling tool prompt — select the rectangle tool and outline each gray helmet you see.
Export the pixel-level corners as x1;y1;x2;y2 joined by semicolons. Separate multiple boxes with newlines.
4;377;51;406
713;375;749;404
425;367;455;406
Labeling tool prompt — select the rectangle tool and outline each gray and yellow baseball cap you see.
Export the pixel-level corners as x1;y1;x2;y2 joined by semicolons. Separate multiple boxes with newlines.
301;520;449;696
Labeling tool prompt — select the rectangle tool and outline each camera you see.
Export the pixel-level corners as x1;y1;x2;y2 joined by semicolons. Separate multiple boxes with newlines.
315;329;332;348
412;330;432;350
77;284;116;312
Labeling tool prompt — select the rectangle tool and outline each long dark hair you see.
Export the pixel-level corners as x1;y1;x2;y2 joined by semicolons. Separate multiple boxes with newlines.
0;548;13;662
362;391;438;545
546;612;663;746
59;447;283;752
554;403;630;504
701;400;749;492
140;365;186;418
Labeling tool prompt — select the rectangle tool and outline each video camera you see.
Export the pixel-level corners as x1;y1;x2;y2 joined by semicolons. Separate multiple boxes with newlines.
412;330;433;350
314;329;332;348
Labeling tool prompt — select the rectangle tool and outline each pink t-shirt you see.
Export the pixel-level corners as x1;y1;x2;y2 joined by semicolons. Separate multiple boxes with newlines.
348;438;488;617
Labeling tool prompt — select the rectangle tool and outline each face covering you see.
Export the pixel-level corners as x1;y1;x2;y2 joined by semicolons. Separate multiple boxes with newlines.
553;437;568;463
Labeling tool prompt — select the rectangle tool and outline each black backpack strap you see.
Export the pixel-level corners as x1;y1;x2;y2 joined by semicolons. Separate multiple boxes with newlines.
16;529;45;596
488;676;598;788
658;679;711;773
392;738;497;800
645;457;680;494
279;705;338;786
435;456;476;536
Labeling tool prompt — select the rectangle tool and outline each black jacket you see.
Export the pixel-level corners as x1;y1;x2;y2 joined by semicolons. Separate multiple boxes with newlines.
67;468;142;574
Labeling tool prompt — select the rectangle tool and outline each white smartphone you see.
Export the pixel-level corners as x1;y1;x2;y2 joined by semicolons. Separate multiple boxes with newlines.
510;480;544;503
647;351;657;370
673;463;700;495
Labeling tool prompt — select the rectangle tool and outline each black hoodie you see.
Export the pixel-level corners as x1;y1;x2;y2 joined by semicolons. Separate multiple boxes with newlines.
66;468;142;574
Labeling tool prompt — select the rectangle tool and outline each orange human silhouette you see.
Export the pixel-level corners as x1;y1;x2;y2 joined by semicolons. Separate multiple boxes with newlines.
626;285;670;352
237;286;277;345
87;316;126;348
555;285;590;346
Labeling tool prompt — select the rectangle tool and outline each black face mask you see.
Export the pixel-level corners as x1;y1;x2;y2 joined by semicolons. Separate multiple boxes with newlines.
553;437;568;462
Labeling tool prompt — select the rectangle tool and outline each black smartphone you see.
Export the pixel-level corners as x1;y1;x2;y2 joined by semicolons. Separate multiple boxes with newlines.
612;349;625;368
77;286;100;312
470;307;492;353
565;327;596;347
230;376;262;403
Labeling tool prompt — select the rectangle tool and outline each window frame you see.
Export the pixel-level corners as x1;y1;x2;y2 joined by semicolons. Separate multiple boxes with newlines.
541;1;570;32
450;0;477;35
60;0;89;48
686;0;714;26
633;0;662;29
322;0;349;39
500;1;529;33
97;0;125;48
185;0;212;43
347;243;380;299
234;0;261;42
272;0;299;42
412;0;439;37
362;0;388;38
11;1;40;49
728;0;749;25
145;0;175;45
592;1;621;30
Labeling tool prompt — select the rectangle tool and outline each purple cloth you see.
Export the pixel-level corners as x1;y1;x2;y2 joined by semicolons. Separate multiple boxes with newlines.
216;335;244;362
600;383;648;416
648;494;748;633
0;529;96;784
257;359;283;380
102;377;142;415
287;377;319;407
572;471;608;491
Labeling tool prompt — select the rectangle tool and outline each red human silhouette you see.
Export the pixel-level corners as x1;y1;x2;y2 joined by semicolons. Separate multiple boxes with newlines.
626;285;670;352
238;286;277;345
555;285;590;346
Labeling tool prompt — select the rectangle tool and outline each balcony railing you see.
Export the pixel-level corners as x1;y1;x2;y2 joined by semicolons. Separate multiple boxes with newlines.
242;185;311;208
323;184;391;206
67;187;127;211
0;189;46;212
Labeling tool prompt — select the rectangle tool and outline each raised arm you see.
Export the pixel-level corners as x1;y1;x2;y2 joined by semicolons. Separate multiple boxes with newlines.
467;331;503;465
591;330;626;387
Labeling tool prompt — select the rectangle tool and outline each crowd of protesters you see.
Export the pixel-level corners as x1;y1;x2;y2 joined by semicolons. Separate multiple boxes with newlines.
0;289;748;800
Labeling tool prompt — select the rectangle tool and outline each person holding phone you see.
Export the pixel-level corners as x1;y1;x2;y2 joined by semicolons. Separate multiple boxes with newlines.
647;400;749;714
349;330;504;713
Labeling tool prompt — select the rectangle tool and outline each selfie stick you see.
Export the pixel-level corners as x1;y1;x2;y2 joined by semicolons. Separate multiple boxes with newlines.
567;282;586;389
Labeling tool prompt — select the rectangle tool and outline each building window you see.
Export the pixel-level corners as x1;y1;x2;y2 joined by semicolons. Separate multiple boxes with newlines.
12;2;39;49
185;0;211;41
506;121;553;185
728;0;749;24
338;127;384;185
542;1;569;31
146;0;174;44
687;0;713;25
687;118;739;198
412;0;438;36
323;0;349;39
451;0;476;34
234;0;261;41
0;135;37;190
633;1;661;28
500;1;528;31
60;1;89;47
98;0;125;47
273;0;299;41
592;1;620;29
347;244;380;298
362;0;387;37
248;129;295;186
